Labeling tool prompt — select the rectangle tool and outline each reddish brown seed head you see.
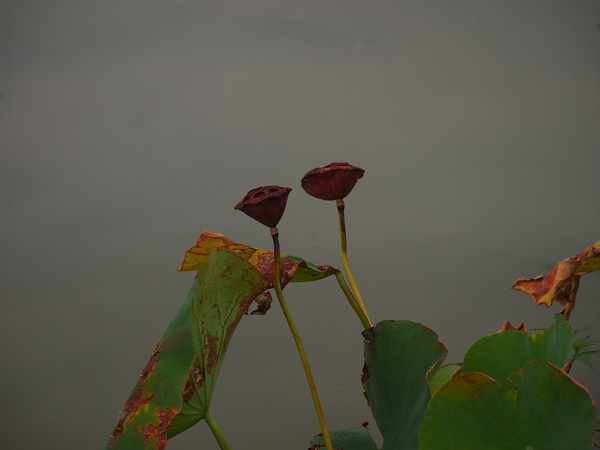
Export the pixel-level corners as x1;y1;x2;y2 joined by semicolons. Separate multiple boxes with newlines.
234;185;292;228
301;162;365;201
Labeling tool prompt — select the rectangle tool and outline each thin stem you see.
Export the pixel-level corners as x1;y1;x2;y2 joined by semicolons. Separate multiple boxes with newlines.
334;271;371;330
271;230;333;450
337;200;372;328
204;412;230;450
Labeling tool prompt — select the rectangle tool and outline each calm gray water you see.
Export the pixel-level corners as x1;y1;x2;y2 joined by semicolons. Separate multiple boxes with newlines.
2;1;599;448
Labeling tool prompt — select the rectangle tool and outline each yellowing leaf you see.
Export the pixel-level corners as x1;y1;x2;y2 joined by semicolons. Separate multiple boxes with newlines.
106;232;338;448
574;243;600;274
178;230;337;288
177;230;258;272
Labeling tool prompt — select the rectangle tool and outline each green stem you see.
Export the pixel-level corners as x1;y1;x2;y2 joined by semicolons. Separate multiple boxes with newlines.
337;200;372;328
271;229;333;450
334;271;371;330
204;412;230;450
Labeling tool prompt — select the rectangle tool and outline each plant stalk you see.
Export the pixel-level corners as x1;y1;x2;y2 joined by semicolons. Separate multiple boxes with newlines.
336;199;372;328
334;271;372;330
204;412;230;450
270;228;333;450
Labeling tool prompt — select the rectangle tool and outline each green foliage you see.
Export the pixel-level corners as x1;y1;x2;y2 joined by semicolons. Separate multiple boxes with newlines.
419;361;596;449
419;316;598;449
427;364;460;397
571;330;600;368
103;249;266;449
462;315;575;390
313;316;597;449
104;237;339;449
310;321;449;449
361;321;447;450
104;171;599;449
105;235;598;449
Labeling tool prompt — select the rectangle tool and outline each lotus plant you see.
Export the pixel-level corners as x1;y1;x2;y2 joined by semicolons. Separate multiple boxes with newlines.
104;163;599;450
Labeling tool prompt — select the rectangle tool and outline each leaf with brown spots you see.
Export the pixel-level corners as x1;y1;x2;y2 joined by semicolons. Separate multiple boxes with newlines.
177;230;258;272
511;240;600;318
178;230;338;287
105;233;339;449
105;248;267;449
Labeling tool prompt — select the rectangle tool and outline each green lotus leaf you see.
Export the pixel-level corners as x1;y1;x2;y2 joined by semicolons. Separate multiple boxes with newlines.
463;315;575;390
419;360;597;449
428;364;460;396
362;320;447;450
104;248;266;448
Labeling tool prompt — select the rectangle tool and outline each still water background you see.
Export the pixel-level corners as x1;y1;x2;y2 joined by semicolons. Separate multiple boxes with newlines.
2;1;599;448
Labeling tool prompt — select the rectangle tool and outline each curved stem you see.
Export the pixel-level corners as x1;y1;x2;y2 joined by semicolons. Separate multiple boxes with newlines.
204;412;230;450
334;271;371;330
271;230;333;450
337;200;372;327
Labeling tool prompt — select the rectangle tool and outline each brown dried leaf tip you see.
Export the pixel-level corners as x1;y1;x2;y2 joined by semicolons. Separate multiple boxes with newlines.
234;185;292;228
497;320;528;334
512;242;600;319
301;162;364;201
